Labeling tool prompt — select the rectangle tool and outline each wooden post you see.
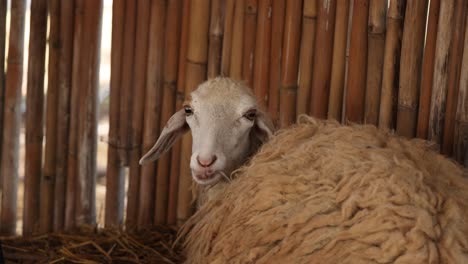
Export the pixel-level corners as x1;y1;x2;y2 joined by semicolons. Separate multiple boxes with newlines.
310;0;336;119
328;0;350;121
364;0;386;125
208;0;226;78
253;0;272;109
0;0;26;236
442;0;467;155
54;0;75;232
429;0;455;144
230;0;245;79
279;0;302;127
40;0;60;233
396;1;428;137
155;0;183;225
221;0;235;76
0;0;6;194
104;0;124;228
179;0;210;225
138;0;165;228
416;0;440;139
168;0;190;225
242;0;258;87
378;0;405;130
24;0;48;236
296;0;316;116
268;0;286;125
345;0;369;124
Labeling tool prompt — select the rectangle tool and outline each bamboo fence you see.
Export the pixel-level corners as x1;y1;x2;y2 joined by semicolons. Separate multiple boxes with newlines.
1;0;468;237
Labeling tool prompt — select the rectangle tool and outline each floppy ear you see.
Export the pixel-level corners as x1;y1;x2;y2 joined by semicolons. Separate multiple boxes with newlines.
139;109;189;165
252;110;275;144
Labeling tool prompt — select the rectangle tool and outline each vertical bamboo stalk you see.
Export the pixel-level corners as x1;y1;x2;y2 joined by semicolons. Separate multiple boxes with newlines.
75;0;102;227
379;0;405;130
252;0;272;109
296;0;317;116
54;0;75;232
328;0;350;121
155;0;183;225
0;0;26;236
396;1;428;137
0;0;7;194
416;0;440;139
23;0;48;236
40;0;60;233
138;0;165;228
268;0;286;124
230;0;245;79
442;0;467;155
105;0;125;228
454;20;468;163
279;0;302;127
168;0;190;225
178;0;211;225
208;0;226;78
221;0;235;76
345;0;369;124
310;0;336;119
364;0;386;125
242;0;258;86
429;0;455;144
342;1;354;123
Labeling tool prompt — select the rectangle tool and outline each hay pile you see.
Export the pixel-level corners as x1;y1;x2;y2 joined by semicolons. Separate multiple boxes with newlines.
1;226;184;263
181;116;468;263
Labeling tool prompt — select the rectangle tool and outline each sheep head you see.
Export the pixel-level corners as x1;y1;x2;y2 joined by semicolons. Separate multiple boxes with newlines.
139;77;274;185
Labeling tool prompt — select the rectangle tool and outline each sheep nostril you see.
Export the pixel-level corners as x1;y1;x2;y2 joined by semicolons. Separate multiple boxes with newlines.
197;155;217;167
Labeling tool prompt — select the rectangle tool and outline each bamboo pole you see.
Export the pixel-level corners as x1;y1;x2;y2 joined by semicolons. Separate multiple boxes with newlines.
54;0;75;232
138;0;165;228
0;0;6;194
104;0;124;228
208;0;226;78
416;0;440;139
364;0;386;125
378;0;405;130
121;0;138;226
279;0;302;127
268;0;286;125
442;0;467;155
296;0;317;116
155;0;183;225
252;0;272;109
454;20;468;163
429;0;455;144
75;0;102;227
168;0;190;225
342;1;354;123
396;1;428;137
328;0;349;121
179;0;210;225
310;0;336;119
0;0;26;236
230;0;245;79
242;0;258;86
221;0;235;76
23;0;48;236
345;0;369;124
40;0;60;233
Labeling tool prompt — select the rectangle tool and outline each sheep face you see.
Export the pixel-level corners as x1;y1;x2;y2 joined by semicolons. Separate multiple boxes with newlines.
139;77;274;185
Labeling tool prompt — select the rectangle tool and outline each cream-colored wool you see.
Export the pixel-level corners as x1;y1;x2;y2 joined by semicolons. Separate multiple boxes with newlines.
180;116;468;264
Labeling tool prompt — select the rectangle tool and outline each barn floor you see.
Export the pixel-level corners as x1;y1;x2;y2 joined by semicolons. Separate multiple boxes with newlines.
0;225;184;263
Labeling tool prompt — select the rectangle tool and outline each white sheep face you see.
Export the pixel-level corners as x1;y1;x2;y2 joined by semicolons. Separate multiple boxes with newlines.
139;78;274;185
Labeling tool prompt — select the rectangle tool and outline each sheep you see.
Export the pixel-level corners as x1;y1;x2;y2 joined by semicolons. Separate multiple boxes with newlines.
178;116;468;264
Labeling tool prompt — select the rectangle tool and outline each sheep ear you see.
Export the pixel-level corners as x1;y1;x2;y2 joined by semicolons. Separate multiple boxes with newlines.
253;110;274;143
139;109;189;165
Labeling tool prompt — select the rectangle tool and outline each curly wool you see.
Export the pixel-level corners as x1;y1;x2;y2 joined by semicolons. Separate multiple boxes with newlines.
180;116;468;264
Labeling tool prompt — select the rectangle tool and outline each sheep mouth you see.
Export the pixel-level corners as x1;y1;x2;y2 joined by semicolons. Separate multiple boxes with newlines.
193;171;222;185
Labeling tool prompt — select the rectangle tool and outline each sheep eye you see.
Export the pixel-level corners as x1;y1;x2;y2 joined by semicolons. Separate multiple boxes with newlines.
243;109;257;121
184;106;193;116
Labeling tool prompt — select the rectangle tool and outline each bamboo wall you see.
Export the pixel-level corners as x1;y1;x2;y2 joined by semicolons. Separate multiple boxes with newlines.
0;0;467;236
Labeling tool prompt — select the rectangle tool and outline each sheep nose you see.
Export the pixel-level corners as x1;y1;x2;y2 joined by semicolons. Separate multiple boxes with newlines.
197;155;217;167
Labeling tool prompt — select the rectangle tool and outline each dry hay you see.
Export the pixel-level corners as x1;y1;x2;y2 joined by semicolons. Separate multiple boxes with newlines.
1;226;184;263
180;116;468;263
